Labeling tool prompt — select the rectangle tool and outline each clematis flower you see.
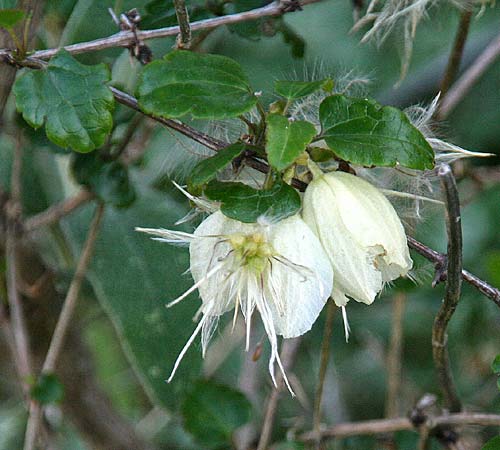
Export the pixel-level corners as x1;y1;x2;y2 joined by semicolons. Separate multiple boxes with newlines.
137;211;333;394
302;170;412;311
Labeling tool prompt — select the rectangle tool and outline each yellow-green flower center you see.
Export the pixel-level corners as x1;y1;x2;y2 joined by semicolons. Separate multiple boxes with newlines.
229;232;274;274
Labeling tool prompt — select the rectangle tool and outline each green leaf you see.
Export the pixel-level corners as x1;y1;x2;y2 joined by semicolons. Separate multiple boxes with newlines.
189;143;245;187
278;20;305;58
273;443;305;450
142;0;209;29
137;50;257;119
30;374;64;405
13;49;114;153
227;0;268;39
181;380;252;449
0;1;18;8
266;114;316;171
204;179;301;223
59;175;202;410
309;146;335;162
319;95;435;170
492;355;500;374
0;8;24;28
482;436;500;450
72;153;136;208
274;79;329;100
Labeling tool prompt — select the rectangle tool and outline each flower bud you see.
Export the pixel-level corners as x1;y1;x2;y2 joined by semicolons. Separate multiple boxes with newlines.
302;171;412;307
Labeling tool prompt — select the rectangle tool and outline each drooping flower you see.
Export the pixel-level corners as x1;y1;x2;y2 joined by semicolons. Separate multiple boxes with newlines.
302;170;413;310
137;211;333;394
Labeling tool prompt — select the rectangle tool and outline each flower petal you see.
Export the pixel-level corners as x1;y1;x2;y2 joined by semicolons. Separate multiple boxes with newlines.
266;215;333;337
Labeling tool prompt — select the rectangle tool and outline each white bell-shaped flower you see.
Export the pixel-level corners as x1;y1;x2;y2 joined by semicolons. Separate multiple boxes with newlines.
302;171;412;308
137;211;333;394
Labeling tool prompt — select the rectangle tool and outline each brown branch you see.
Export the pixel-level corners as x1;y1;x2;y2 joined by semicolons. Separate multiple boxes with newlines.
5;143;33;393
23;203;105;450
173;0;191;49
300;413;500;442
385;293;405;419
256;337;302;450
3;60;497;309
24;189;94;233
6;212;154;450
432;164;462;413
312;301;336;443
0;0;323;61
438;30;500;119
407;236;500;308
112;86;500;308
438;9;473;101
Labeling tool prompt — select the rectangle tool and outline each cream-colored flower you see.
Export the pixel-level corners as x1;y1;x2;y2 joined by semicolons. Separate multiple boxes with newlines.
137;211;333;394
302;171;412;309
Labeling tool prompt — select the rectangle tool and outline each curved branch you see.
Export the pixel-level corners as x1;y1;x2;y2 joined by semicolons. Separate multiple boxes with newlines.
0;0;323;61
431;164;462;413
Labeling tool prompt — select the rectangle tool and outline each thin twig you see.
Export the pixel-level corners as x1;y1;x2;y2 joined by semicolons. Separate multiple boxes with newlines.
407;236;500;308
385;293;405;419
173;0;191;49
5;143;32;392
299;413;500;442
256;337;302;450
23;203;105;450
3;61;497;308
432;164;462;413
312;301;336;444
112;86;500;307
438;31;500;119
438;9;473;101
0;0;323;61
24;189;94;233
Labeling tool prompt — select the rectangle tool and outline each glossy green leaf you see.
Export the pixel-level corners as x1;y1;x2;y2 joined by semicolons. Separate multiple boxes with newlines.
492;355;500;374
137;50;257;119
13;49;114;152
30;374;64;405
189;143;245;187
274;79;329;100
482;436;500;450
0;8;24;28
181;380;252;449
319;95;435;169
72;153;136;208
204;179;301;223
266;114;316;171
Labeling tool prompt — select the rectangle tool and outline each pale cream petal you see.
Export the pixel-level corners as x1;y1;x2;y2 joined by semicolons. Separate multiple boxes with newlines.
266;215;333;338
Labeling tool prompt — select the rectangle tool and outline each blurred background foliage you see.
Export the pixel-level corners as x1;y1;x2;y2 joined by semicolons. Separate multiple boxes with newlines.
0;0;499;449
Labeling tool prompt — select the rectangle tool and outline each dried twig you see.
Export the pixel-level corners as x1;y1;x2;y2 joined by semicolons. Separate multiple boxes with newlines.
432;164;462;413
0;0;322;61
300;413;500;442
385;293;405;419
438;31;500;118
438;9;473;102
256;338;302;450
407;236;500;308
24;189;94;233
312;300;336;443
23;203;105;450
173;0;191;49
5;144;32;392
